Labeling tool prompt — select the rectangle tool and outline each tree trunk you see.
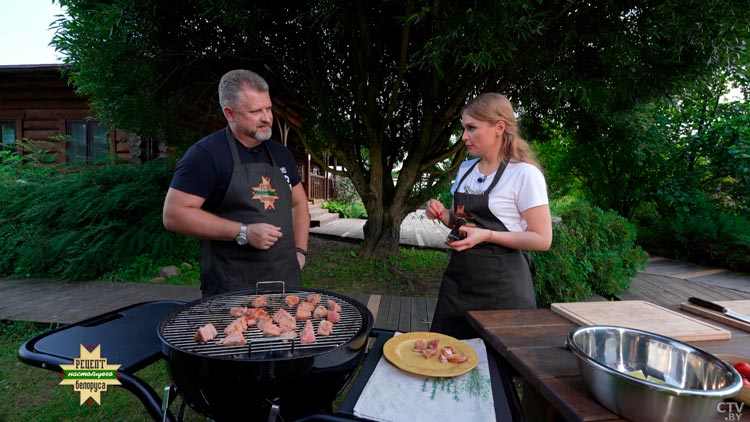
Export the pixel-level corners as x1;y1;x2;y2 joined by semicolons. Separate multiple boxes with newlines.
360;207;406;258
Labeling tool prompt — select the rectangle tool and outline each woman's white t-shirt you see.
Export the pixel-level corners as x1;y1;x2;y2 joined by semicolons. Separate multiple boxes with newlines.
450;159;549;232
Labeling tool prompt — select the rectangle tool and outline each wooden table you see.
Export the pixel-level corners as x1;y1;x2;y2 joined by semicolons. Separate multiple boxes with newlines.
467;308;750;422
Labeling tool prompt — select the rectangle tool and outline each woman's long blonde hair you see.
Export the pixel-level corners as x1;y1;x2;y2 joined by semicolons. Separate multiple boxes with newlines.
462;93;540;168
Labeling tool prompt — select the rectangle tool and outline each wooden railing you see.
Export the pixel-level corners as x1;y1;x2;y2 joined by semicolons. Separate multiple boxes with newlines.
307;172;340;201
309;174;328;200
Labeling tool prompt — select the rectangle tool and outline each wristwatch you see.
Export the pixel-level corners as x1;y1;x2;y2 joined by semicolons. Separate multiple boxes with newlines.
235;224;248;246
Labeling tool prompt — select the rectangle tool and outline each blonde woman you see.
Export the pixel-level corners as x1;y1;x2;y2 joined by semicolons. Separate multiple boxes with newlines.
426;93;552;339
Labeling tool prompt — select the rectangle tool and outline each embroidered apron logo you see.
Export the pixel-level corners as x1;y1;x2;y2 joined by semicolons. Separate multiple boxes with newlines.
252;176;279;210
455;204;477;227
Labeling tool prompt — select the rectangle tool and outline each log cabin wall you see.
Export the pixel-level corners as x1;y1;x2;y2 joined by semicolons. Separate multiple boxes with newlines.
0;64;133;163
1;64;336;200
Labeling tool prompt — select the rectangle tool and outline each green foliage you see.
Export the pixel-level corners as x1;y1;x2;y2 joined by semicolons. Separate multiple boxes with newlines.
0;159;198;280
0;138;60;183
322;200;368;219
537;69;750;270
331;177;362;204
634;193;750;273
533;199;648;308
51;0;750;257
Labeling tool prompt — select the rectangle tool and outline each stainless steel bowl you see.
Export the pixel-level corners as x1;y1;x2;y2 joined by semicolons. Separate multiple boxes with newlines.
568;325;742;422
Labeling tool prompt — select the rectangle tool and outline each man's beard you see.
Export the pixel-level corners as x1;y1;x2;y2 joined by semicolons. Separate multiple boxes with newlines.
249;126;272;142
242;127;273;142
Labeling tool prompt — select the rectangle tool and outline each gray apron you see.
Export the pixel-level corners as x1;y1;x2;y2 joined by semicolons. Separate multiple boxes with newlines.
431;160;536;339
199;128;301;297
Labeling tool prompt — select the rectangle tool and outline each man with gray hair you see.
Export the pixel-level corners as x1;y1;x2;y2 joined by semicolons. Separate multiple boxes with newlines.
163;69;309;296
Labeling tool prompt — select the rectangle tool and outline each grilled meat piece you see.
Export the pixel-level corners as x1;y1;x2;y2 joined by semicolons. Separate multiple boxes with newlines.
327;299;342;313
224;317;249;335
285;295;300;307
256;316;271;330
297;301;314;312
230;306;249;317
296;306;312;321
313;305;328;319
327;309;340;323
194;323;218;343
301;319;316;344
273;308;292;323
251;295;267;308
317;320;333;336
413;339;427;352
248;307;269;319
262;322;282;337
277;314;297;332
307;293;321;306
218;331;247;346
439;346;468;364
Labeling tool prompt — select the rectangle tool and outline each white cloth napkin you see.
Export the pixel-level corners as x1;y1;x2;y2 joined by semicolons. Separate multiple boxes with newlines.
353;334;496;422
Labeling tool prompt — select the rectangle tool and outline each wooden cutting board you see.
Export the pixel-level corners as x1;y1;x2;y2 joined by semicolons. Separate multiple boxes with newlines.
681;300;750;332
551;300;731;341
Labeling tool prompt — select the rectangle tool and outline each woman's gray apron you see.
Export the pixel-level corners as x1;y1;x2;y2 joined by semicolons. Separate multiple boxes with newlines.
199;128;300;297
431;160;536;339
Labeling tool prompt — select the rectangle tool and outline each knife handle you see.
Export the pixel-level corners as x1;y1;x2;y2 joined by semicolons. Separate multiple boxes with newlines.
688;297;726;313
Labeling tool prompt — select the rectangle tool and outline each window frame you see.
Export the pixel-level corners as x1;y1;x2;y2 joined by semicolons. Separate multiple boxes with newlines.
66;119;109;164
1;120;17;151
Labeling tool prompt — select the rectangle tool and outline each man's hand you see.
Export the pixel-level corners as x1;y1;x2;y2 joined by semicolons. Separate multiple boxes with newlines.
247;223;283;249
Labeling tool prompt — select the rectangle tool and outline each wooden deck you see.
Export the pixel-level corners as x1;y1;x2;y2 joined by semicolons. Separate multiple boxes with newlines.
0;278;439;332
2;257;749;331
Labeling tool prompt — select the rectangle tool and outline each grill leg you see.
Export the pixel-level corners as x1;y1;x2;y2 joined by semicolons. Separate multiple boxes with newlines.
117;372;176;422
267;403;280;422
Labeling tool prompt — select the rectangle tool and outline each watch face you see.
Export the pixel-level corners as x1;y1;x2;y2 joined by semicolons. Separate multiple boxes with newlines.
235;236;247;246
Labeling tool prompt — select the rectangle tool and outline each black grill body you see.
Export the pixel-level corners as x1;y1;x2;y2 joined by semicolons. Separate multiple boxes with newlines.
158;288;374;421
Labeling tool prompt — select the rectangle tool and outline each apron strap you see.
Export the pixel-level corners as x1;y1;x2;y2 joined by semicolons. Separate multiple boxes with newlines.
484;160;508;195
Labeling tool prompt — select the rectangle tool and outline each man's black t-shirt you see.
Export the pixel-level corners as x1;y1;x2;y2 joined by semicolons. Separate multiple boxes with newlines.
170;127;301;211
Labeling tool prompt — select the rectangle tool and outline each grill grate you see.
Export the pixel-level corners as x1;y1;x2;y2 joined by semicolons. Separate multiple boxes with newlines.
160;290;364;359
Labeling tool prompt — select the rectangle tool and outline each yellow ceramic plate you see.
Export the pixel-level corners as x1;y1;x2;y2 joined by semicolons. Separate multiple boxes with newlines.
383;332;478;377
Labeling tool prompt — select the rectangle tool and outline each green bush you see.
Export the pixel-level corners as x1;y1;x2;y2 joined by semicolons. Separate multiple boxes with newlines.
532;198;648;308
0;159;198;280
634;193;750;272
322;200;368;219
331;176;361;203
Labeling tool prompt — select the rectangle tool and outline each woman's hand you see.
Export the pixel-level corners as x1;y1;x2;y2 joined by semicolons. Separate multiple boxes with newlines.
425;199;447;222
446;226;490;251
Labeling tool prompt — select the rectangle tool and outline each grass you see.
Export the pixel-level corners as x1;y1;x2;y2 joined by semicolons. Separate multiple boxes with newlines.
1;320;204;422
0;235;449;421
302;236;447;297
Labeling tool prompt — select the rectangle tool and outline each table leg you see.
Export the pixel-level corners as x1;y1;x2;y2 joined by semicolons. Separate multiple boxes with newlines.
521;379;558;422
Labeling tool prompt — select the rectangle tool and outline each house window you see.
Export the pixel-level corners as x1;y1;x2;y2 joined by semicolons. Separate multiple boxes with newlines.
67;120;108;164
1;121;15;150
